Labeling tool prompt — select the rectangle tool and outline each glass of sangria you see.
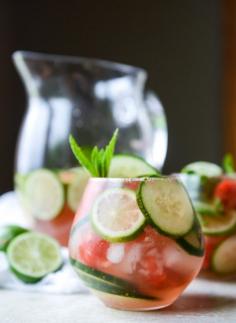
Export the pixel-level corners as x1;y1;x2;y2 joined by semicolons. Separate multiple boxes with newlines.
69;176;204;310
179;160;236;278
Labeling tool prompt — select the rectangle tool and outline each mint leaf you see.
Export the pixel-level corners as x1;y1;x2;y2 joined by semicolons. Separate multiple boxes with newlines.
69;135;97;176
91;146;100;176
223;153;235;174
104;129;119;176
69;129;119;177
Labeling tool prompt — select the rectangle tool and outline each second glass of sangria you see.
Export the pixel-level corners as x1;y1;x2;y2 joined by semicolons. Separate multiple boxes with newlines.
179;159;236;278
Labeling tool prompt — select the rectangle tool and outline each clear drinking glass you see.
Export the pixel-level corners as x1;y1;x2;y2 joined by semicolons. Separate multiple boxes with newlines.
69;177;204;310
13;51;168;246
180;173;236;279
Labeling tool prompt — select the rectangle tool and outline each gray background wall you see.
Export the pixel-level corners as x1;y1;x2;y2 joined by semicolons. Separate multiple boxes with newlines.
0;0;222;193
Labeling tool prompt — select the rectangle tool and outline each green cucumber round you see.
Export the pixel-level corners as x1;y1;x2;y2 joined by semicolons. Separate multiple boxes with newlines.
181;161;223;177
108;154;158;178
70;258;155;299
176;221;204;256
137;177;194;237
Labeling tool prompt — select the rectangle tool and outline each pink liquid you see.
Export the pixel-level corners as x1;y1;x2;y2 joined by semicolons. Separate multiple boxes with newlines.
69;178;203;310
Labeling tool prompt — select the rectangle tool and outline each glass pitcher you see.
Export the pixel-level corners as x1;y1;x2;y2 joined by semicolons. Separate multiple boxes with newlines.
13;51;168;245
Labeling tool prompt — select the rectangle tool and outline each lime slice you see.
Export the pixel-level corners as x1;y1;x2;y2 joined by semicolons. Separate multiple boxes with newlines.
181;161;222;177
7;232;62;283
67;168;90;212
198;211;236;236
108;154;158;178
0;225;29;252
92;188;145;242
24;169;64;221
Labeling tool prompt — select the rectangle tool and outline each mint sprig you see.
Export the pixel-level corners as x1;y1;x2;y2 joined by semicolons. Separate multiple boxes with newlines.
69;129;119;177
223;153;235;174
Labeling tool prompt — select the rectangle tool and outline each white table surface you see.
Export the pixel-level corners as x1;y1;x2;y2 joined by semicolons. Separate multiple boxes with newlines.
0;277;236;323
0;192;236;322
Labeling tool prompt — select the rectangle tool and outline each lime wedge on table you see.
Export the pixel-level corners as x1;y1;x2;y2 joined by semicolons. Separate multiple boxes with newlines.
0;225;28;252
92;188;145;242
7;232;62;283
181;161;223;177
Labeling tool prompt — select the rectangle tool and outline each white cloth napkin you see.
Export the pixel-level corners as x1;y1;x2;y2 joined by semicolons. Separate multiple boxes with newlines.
0;192;88;294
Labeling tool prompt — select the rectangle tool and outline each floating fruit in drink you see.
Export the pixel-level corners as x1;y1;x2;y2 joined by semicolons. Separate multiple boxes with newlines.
69;177;204;310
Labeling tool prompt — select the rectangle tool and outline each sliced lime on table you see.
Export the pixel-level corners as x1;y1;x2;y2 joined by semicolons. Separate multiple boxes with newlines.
24;169;64;221
67;168;90;212
0;225;29;252
198;210;236;236
92;188;145;242
7;232;62;283
137;178;194;237
108;154;158;178
181;161;223;177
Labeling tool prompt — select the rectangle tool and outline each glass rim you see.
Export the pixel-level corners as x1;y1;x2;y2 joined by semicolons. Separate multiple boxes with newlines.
176;172;230;180
12;50;147;78
86;176;177;182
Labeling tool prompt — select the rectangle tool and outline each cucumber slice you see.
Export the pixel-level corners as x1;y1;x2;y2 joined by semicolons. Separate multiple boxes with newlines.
212;235;236;274
198;211;236;236
70;258;155;299
137;178;194;237
108;154;158;178
181;161;222;177
70;258;130;286
7;232;62;283
176;222;204;256
24;169;64;221
91;188;145;242
67;168;90;212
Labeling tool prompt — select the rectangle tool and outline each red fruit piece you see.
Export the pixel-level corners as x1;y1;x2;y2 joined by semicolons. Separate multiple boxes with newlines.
128;226;167;286
79;234;110;268
123;180;140;191
214;179;236;210
136;253;166;287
